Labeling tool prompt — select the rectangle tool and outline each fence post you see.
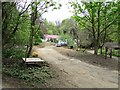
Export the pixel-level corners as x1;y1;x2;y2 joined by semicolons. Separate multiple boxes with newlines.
105;47;108;59
109;48;112;58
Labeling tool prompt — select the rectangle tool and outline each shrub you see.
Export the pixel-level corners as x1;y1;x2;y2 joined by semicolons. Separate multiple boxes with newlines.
3;48;25;59
3;61;54;84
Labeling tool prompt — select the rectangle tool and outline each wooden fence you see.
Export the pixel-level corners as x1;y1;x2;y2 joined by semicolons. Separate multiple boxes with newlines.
103;42;120;59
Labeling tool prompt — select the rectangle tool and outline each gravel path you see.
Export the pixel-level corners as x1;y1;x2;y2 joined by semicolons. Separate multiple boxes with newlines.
34;46;118;88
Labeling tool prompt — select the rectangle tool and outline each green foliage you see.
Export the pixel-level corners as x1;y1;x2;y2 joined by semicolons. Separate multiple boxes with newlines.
3;48;25;59
2;3;31;59
59;18;78;41
33;25;42;45
44;21;58;35
3;61;54;83
14;17;30;45
34;33;42;45
47;30;53;34
60;34;75;47
70;1;118;54
59;18;93;48
70;1;118;42
60;19;76;33
2;1;62;58
2;2;19;44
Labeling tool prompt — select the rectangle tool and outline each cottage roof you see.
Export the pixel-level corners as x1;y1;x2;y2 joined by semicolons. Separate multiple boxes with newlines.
44;34;59;39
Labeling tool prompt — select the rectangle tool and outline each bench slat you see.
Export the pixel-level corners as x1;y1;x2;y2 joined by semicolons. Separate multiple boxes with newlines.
23;58;44;63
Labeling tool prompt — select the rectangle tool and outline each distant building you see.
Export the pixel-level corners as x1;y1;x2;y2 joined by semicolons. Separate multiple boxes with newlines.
44;34;59;42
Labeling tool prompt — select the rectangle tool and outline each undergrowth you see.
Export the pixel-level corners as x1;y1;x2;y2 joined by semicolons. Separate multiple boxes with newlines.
3;59;55;86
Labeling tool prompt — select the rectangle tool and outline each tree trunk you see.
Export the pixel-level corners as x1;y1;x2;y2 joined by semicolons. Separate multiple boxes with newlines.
100;46;102;55
3;13;20;47
101;3;107;50
94;2;101;55
105;47;108;59
109;48;112;58
26;4;37;58
27;16;35;57
94;48;98;55
27;28;34;58
118;3;120;45
91;2;97;55
94;41;98;55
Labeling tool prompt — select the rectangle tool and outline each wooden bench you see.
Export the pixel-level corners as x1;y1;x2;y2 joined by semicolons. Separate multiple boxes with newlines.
22;58;44;64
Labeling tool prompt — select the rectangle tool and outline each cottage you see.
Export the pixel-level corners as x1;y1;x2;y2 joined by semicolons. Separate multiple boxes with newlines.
44;34;59;42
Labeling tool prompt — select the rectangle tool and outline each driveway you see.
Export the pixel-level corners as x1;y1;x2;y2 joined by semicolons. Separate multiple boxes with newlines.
34;46;118;88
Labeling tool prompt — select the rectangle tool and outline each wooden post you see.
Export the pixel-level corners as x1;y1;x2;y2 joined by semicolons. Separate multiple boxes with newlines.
105;47;108;59
110;48;112;58
100;46;102;55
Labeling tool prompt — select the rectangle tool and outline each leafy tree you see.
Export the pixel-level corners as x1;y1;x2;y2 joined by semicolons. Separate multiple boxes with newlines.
70;1;118;55
2;2;32;50
42;20;58;35
2;1;62;58
25;1;61;57
2;2;32;58
59;18;93;48
58;18;77;47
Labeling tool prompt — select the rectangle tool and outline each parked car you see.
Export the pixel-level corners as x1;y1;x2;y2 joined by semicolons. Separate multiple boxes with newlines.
56;40;67;47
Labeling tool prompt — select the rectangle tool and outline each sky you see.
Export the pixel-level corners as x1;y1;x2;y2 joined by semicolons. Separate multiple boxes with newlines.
16;0;115;23
16;0;74;23
42;0;74;23
42;0;115;23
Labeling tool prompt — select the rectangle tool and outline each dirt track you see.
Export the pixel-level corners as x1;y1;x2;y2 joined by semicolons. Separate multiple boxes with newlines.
34;46;118;88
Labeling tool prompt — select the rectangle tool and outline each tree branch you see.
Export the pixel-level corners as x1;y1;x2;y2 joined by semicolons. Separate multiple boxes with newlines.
82;12;91;23
19;2;34;16
100;18;117;34
107;30;118;36
37;2;47;13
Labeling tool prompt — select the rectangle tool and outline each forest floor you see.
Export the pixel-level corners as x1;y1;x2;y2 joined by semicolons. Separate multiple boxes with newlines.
2;42;119;88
